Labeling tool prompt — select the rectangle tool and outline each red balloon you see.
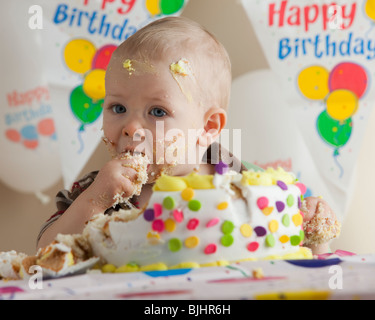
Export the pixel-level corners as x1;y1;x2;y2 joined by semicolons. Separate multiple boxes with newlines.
5;129;21;143
329;62;368;99
23;140;38;149
92;45;117;70
37;118;55;136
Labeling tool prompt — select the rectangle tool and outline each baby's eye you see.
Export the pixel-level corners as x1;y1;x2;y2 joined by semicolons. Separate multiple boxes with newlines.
150;107;167;118
112;104;126;114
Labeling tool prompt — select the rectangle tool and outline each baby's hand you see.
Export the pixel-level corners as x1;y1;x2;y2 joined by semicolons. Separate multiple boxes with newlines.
85;156;140;210
300;197;341;255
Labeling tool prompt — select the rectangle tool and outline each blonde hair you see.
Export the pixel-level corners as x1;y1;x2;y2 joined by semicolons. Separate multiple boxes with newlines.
114;16;232;109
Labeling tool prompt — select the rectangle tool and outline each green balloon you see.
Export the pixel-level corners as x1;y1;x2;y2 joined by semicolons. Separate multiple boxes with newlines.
316;110;352;151
70;85;103;130
160;0;184;15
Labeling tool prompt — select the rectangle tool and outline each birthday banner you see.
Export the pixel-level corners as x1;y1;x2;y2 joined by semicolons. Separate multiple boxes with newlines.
0;2;61;195
40;0;189;190
241;0;375;218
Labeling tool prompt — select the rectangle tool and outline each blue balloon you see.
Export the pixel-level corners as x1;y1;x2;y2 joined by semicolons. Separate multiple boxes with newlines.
20;125;38;140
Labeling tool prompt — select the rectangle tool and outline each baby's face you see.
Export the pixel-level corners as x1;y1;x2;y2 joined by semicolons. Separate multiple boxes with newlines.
102;55;206;180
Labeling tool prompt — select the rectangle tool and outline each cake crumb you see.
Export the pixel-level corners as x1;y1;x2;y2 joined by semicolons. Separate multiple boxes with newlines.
252;268;264;279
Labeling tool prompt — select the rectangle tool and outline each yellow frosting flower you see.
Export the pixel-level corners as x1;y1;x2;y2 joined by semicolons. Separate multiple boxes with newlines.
241;171;273;186
265;167;295;185
182;172;215;189
153;174;188;191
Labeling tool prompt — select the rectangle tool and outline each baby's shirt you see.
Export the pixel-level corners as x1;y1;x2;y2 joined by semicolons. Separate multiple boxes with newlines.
37;142;247;244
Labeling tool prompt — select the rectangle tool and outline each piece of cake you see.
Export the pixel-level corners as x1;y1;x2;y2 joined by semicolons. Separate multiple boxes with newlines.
112;152;150;208
19;234;98;280
83;166;312;271
0;251;27;280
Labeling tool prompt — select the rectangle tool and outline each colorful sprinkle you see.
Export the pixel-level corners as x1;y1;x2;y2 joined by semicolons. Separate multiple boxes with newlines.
247;242;259;252
217;201;229;210
300;230;305;241
181;187;195;201
265;234;276;247
292;213;303;227
257;196;269;210
154;203;163;218
168;238;183;252
221;234;234;247
163;196;175;210
152;219;165;233
279;235;290;243
286;194;294;207
188;199;201;211
295;182;307;195
262;207;274;216
147;231;161;243
276;201;285;212
221;220;235;234
282;214;290;227
206;218;220;228
143;209;155;222
240;224;253;238
269;220;279;233
172;209;184;223
187;218;200;230
204;243;217;254
165;218;176;232
254;226;267;237
290;235;302;246
277;180;288;190
215;161;229;175
185;236;200;248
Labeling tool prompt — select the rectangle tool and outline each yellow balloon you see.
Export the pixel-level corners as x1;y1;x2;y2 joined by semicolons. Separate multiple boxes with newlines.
146;0;161;16
326;89;358;121
83;69;106;100
297;66;329;100
64;39;96;74
365;0;375;21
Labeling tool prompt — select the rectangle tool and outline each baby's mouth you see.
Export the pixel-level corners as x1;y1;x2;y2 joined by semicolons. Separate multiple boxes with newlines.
119;146;148;158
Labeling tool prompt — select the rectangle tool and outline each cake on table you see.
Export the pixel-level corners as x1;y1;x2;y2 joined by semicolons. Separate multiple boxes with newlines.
84;165;312;271
1;158;343;280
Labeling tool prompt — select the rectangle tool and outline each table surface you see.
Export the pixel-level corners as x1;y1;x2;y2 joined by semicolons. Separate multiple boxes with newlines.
1;250;374;300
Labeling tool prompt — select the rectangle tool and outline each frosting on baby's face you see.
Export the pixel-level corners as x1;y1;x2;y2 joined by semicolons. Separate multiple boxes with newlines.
122;59;157;76
103;54;208;181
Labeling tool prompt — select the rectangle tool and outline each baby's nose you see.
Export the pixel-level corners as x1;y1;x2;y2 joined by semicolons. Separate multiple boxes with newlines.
122;121;145;140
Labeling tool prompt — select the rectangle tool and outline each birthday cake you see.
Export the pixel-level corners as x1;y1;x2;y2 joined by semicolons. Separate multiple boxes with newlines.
1;166;318;281
82;166;312;271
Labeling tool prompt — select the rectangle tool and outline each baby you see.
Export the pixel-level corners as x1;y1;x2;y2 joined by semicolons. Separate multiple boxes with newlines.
37;17;339;255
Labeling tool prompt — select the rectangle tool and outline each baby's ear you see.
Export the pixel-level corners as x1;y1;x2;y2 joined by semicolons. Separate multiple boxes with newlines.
198;107;227;147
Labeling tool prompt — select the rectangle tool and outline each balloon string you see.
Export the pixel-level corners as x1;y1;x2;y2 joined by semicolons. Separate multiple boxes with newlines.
333;151;344;179
77;127;85;154
34;191;51;205
365;23;374;41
